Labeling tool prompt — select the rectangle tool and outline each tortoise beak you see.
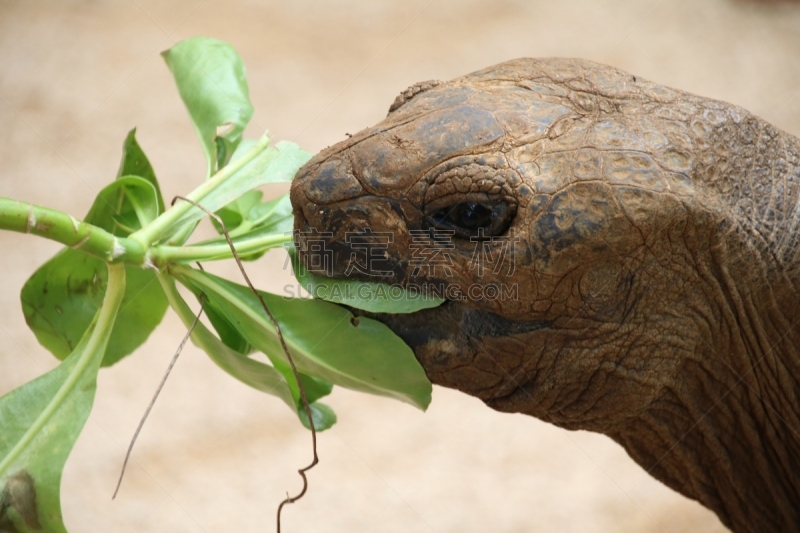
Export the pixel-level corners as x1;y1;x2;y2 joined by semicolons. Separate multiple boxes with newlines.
290;149;413;282
349;299;478;389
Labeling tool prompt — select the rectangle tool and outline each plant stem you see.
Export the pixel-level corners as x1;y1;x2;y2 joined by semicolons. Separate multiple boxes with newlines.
0;197;146;264
0;262;125;477
131;132;271;247
152;233;292;263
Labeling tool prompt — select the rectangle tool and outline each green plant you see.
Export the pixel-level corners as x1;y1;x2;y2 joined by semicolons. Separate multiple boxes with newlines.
0;37;437;533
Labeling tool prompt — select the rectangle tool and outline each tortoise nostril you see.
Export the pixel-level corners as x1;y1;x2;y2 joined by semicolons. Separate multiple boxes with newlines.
301;158;365;204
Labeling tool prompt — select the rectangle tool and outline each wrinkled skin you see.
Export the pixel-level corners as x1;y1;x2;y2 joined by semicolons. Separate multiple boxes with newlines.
290;58;800;533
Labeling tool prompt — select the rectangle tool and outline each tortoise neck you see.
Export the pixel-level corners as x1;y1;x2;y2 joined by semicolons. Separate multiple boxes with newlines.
706;121;800;275
612;235;800;533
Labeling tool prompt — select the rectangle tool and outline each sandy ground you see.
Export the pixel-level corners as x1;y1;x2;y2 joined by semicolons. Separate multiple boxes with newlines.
2;1;800;531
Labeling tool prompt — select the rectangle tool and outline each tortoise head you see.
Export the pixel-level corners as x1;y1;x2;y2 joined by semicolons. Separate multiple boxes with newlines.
290;58;762;431
291;57;800;533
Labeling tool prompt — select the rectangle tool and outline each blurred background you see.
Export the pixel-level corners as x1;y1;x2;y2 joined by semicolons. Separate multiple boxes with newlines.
2;1;800;531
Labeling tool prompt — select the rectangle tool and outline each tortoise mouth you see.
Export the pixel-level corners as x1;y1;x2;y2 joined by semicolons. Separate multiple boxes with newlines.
347;298;457;352
349;297;554;360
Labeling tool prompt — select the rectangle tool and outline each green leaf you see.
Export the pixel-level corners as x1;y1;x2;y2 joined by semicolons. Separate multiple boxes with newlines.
270;360;333;406
212;189;294;240
84;176;160;235
165;140;311;239
299;402;337;432
230;140;311;185
84;131;164;236
202;301;255;356
0;263;125;533
245;194;294;233
158;275;335;431
162;37;253;175
180;193;294;262
197;283;340;412
213;194;294;241
20;133;168;366
180;279;334;408
20;251;167;367
212;190;263;233
174;266;432;410
228;194;294;261
288;248;446;314
116;128;165;215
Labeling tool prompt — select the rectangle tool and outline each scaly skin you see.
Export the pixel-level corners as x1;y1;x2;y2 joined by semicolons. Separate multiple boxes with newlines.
290;58;800;532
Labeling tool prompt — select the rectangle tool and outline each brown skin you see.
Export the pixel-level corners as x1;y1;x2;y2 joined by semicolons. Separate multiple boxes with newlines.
290;58;800;533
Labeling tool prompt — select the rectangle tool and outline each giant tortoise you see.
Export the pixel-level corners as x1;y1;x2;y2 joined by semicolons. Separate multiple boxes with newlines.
290;58;800;533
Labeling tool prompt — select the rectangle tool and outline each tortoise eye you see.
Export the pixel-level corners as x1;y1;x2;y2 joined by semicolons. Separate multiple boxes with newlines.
448;202;492;230
428;201;513;238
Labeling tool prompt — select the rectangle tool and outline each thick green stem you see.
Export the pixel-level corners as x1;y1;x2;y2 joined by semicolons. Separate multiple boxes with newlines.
2;133;278;268
152;233;292;263
131;132;271;247
0;198;146;264
0;262;125;477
